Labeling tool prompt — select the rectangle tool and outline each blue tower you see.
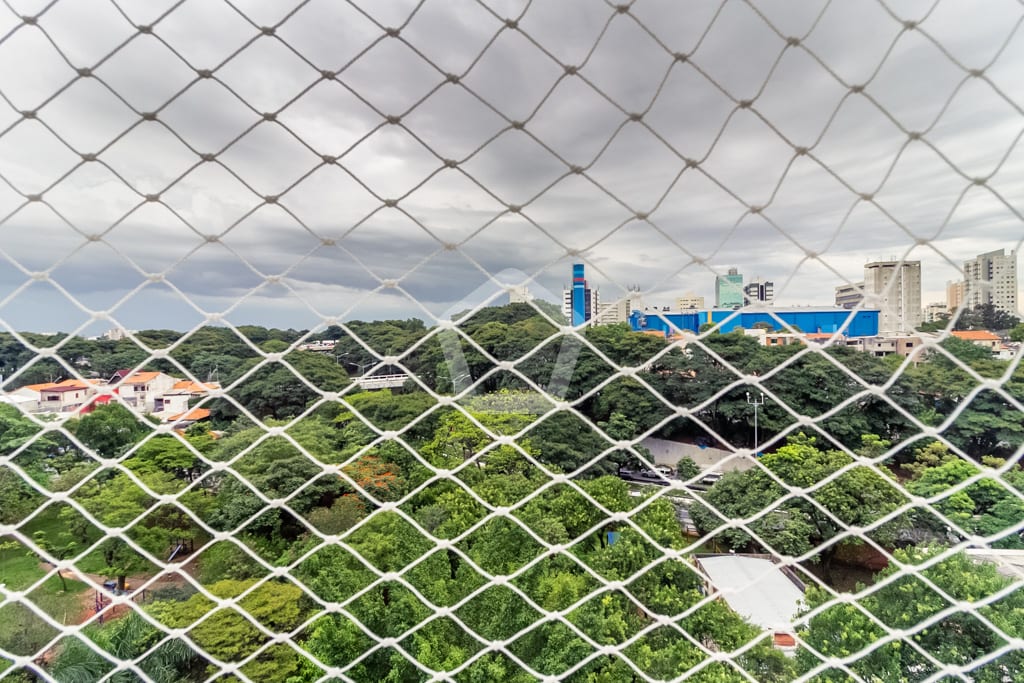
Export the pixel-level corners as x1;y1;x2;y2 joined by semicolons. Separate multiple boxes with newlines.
571;264;589;326
563;263;598;326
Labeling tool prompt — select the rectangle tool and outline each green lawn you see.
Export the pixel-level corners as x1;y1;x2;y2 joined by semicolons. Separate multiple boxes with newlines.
16;503;112;575
0;538;90;673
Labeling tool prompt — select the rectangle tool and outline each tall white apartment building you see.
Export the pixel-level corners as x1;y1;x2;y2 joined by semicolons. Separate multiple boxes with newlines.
963;249;1018;315
863;260;922;334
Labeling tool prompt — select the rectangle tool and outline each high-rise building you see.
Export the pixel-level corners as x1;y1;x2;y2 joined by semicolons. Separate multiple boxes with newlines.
863;260;922;334
595;287;643;325
676;292;705;310
923;302;949;323
835;281;864;309
743;278;774;305
963;249;1018;315
946;280;966;312
508;286;532;304
715;267;744;308
562;263;599;326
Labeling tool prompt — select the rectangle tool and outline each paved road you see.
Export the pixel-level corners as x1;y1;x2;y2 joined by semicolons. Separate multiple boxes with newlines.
640;437;757;473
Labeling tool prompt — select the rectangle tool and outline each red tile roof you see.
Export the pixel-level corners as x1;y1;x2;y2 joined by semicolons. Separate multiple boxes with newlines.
951;330;1000;341
166;408;211;422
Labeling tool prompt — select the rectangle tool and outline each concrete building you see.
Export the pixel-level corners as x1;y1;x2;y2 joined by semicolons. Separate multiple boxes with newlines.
835;281;864;309
963;249;1018;315
923;302;949;323
675;292;705;310
845;334;924;358
562;263;599;326
595;287;643;325
743;278;774;305
715;267;744;308
508;285;532;304
744;329;841;348
863;260;922;334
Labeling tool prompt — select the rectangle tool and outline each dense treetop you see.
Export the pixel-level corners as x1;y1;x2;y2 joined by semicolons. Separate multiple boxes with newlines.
1;302;1022;681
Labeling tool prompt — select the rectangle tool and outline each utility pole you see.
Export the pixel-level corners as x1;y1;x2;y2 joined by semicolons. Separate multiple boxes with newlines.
746;391;765;456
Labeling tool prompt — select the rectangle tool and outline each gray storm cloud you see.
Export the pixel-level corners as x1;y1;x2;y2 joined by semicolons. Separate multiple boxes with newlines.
0;0;1022;334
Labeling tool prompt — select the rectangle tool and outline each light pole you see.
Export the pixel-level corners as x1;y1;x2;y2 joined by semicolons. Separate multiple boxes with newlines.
746;391;764;456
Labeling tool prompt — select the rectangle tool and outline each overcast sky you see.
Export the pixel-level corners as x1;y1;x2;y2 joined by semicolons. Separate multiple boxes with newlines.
0;0;1022;336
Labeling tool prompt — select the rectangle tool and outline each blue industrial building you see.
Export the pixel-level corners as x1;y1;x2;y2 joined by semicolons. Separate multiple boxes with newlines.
628;307;880;337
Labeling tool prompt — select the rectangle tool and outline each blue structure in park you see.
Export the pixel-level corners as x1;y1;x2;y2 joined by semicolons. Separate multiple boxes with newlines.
629;308;880;337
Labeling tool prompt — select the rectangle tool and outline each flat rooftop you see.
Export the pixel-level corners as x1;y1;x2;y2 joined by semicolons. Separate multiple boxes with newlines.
697;555;805;631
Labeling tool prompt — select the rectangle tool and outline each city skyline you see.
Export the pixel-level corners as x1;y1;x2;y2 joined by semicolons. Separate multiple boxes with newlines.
4;246;1020;336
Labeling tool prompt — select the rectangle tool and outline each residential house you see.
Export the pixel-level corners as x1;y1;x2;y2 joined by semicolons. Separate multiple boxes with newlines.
951;330;1001;352
845;334;923;358
164;407;212;428
37;379;97;413
153;380;220;419
5;382;59;412
744;329;845;348
114;371;178;412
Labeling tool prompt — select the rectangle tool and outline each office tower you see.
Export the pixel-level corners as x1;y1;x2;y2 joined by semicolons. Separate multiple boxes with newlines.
676;292;705;310
863;260;922;334
743;278;775;305
963;249;1018;315
715;267;744;308
835;281;864;309
562;263;599;326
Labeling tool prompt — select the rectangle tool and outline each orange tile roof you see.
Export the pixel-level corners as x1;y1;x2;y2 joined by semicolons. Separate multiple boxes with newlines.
773;633;797;647
21;382;59;392
56;379;94;388
40;384;87;394
26;379;92;393
166;408;211;422
951;330;1000;341
121;371;163;384
171;380;219;392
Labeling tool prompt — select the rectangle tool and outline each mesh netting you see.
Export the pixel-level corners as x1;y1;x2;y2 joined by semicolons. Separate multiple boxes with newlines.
1;1;1023;682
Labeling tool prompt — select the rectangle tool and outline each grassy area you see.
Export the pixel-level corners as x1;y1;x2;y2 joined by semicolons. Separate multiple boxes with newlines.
0;539;90;669
16;504;113;575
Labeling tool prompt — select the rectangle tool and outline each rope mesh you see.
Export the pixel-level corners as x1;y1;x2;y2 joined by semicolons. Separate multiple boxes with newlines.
1;0;1023;681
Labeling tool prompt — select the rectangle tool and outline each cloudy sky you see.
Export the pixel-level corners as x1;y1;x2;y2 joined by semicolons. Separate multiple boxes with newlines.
0;0;1022;335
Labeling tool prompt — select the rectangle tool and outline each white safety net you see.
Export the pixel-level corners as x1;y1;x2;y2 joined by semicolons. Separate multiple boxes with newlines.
1;0;1022;682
